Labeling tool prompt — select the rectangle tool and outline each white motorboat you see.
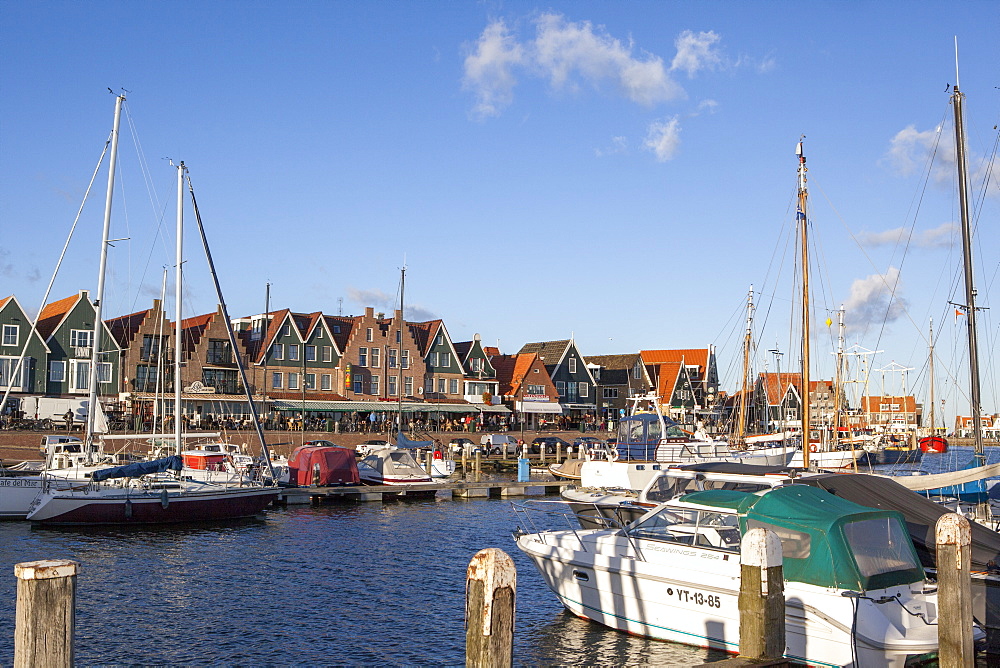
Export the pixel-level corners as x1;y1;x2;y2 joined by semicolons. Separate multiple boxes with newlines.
358;446;434;492
514;484;971;666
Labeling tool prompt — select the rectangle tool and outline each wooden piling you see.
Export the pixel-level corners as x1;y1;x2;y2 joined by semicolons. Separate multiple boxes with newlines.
14;559;78;668
936;513;973;666
738;528;784;662
475;450;481;481
465;548;515;668
425;451;433;476
461;450;468;478
556;443;561;463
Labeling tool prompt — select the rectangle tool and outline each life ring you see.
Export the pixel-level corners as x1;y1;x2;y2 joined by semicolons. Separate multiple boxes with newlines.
608;447;619;462
809;444;819;453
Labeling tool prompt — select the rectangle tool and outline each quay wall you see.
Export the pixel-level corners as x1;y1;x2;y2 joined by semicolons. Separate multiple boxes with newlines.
0;428;601;462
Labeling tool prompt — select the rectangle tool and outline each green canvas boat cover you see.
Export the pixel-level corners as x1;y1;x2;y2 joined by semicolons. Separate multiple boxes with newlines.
678;484;925;591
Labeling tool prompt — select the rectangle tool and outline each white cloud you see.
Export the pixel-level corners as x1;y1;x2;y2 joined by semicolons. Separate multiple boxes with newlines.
859;222;957;248
532;13;682;106
696;99;718;115
670;30;722;78
594;135;629;157
843;267;908;333
463;19;525;119
884;123;953;180
644;117;681;162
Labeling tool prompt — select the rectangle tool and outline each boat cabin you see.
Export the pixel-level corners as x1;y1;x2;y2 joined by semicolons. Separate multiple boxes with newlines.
626;485;925;590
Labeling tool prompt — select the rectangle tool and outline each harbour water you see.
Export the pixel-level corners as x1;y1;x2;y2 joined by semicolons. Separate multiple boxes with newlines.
0;494;713;666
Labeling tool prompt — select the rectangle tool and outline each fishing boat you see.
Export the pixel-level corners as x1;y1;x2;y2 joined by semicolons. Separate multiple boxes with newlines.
26;103;278;523
514;483;966;666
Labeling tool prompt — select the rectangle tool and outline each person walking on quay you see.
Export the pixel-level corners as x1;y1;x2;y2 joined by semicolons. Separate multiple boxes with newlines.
63;410;74;432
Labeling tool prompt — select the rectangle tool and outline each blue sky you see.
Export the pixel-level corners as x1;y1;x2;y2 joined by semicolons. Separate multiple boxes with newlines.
2;1;999;423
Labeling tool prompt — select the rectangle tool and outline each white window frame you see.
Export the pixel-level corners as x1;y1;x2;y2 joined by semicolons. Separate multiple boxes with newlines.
401;350;409;369
370;348;380;368
98;362;112;384
305;373;316;390
388;376;397;396
441;352;450;367
69;359;90;392
288;372;299;390
437;378;446;393
430;351;438;366
579;381;588;397
70;329;93;348
371;375;380;395
287;344;299;361
568;357;577;373
359;347;368;367
272;372;283;389
404;376;413;396
273;344;284;360
322;346;333;362
305;345;316;362
49;360;65;383
366;327;373;342
321;374;332;391
448;378;458;394
2;325;18;347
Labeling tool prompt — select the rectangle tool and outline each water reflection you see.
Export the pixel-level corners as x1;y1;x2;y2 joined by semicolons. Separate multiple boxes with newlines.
0;498;712;665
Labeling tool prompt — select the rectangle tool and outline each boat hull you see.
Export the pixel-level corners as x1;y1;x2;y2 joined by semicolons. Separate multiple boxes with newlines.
517;531;941;667
27;485;278;525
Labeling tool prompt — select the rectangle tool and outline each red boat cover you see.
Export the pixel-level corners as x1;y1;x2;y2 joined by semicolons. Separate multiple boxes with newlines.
288;446;360;486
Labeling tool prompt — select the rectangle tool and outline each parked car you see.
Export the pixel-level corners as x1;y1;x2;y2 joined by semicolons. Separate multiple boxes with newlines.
572;436;605;451
448;437;477;454
481;434;520;456
530;436;570;455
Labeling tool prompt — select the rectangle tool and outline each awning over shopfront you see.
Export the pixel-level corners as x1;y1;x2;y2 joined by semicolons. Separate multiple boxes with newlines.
269;399;508;414
516;401;563;414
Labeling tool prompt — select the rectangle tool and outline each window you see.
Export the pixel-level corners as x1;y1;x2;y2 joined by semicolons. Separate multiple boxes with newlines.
449;379;458;394
425;378;434;393
333;325;341;334
388;349;398;369
430;351;438;366
321;374;331;391
567;381;578;401
322;346;333;363
441;352;450;367
2;325;18;346
69;360;90;391
569;358;577;373
140;334;164;362
435;333;443;346
272;372;282;389
305;345;316;362
470;358;482;373
404;376;413;396
315;329;323;340
0;358;28;388
98;363;112;383
49;361;65;382
395;330;401;343
603;387;619;399
282;324;290;337
401;350;409;369
527;384;545;395
370;348;380;368
366;328;373;342
633;362;642;379
437;378;446;393
287;345;299;361
288;372;299;390
747;519;811;559
556;380;566;396
579;381;588;398
305;373;316;390
202;368;239;394
273;344;284;360
359;347;368;366
388;376;397;396
134;365;158;392
206;339;231;365
353;376;363;394
70;329;93;348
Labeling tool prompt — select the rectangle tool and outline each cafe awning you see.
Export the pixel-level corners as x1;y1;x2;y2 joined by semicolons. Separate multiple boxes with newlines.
516;401;563;414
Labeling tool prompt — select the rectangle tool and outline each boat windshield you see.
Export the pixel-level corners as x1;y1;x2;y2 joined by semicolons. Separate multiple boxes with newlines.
627;506;741;551
843;517;921;577
644;476;776;504
389;451;420;468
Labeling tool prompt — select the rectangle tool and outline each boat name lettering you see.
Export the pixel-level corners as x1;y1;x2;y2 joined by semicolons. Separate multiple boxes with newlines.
0;479;40;488
642;544;697;558
672;587;722;608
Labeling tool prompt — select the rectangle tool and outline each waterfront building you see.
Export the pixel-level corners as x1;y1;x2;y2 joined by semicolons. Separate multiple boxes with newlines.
859;395;920;432
517;339;597;426
491;352;561;430
37;290;120;400
640;348;720;429
0;295;49;412
585;353;654;426
410;318;465;403
106;298;173;427
453;335;500;404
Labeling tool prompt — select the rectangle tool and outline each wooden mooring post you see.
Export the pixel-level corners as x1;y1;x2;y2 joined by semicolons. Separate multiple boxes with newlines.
937;512;973;666
14;559;78;668
738;528;784;662
466;548;515;668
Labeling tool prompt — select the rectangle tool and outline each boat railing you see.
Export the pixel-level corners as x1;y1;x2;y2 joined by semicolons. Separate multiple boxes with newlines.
511;499;646;558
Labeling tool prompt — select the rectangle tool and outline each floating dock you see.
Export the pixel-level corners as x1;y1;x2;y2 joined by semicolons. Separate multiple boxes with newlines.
276;479;572;504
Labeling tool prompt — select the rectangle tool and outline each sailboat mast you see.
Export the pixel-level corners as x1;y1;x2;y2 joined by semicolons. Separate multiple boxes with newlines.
833;306;844;442
735;285;753;443
174;161;185;457
398;266;405;437
952;85;984;456
797;139;812;467
84;93;125;456
928;317;936;435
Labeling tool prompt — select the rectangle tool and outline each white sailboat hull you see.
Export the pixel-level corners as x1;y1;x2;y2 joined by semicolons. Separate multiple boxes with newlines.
788;449;862;469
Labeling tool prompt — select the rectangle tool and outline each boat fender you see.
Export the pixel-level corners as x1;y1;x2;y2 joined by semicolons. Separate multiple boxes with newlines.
160;488;170;509
809;444;818;453
125;498;133;519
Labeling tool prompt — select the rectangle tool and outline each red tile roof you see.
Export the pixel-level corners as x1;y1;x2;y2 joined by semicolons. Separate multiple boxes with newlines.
37;293;82;340
640;349;709;372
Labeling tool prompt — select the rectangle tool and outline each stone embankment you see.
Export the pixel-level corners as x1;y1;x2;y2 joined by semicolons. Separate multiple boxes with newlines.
0;428;601;463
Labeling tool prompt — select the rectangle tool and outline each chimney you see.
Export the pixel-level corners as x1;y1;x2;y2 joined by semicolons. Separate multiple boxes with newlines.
365;307;374;318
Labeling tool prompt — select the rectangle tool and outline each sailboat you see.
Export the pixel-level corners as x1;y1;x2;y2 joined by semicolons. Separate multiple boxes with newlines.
27;99;278;523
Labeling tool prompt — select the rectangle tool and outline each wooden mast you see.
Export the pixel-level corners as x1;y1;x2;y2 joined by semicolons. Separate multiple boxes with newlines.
951;81;984;458
735;285;754;444
797;139;811;468
928;317;937;436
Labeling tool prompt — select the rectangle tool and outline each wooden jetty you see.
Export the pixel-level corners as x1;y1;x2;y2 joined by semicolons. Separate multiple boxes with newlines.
275;479;572;504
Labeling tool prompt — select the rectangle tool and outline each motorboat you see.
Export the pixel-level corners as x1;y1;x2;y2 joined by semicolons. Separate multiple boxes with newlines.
514;484;971;666
357;446;434;496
